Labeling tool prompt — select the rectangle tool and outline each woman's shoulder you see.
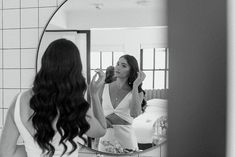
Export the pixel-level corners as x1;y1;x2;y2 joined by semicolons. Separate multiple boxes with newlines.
8;89;32;112
19;89;34;117
19;89;35;131
20;89;33;103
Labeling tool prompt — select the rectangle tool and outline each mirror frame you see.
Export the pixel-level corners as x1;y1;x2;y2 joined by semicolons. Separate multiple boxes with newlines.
36;0;167;155
78;140;167;156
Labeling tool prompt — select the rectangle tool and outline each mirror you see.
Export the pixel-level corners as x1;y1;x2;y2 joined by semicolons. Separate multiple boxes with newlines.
37;0;168;155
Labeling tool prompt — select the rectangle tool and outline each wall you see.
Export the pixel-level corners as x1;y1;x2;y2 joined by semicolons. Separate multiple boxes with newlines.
0;0;164;156
0;0;61;136
67;9;166;30
168;0;227;157
91;27;168;62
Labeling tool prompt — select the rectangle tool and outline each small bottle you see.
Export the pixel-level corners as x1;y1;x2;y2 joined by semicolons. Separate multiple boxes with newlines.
152;116;167;146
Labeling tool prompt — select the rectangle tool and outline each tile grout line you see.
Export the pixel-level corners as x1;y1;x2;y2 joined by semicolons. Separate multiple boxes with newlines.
1;6;58;10
1;0;3;128
20;0;22;92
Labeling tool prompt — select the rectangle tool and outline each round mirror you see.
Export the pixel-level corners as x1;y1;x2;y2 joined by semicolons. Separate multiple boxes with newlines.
37;0;168;155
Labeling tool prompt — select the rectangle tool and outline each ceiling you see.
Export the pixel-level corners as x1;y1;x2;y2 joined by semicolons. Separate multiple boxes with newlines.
48;0;167;29
61;0;166;12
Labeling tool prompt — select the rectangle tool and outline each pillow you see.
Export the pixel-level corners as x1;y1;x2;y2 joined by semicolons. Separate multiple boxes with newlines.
147;98;167;106
144;99;167;114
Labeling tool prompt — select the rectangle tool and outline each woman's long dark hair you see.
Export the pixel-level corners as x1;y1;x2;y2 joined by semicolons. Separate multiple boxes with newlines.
30;39;90;156
120;54;147;111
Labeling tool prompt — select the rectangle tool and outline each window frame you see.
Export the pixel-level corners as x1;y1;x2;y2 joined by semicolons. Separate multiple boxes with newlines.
140;48;169;90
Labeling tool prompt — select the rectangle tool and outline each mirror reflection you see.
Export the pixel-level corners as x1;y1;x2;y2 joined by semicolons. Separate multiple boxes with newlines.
37;0;168;155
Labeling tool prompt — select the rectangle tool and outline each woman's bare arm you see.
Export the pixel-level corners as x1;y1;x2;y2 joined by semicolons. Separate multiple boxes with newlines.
0;95;27;157
85;71;107;138
85;106;106;138
129;71;146;118
130;88;143;118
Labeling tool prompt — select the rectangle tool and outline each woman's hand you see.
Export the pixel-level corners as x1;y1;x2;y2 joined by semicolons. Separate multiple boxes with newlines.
89;69;105;95
133;71;146;88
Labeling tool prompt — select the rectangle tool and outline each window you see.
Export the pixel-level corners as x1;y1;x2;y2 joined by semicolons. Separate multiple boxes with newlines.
90;51;124;79
140;48;169;90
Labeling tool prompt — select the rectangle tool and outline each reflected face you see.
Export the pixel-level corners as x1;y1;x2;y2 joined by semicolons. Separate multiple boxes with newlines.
115;57;130;79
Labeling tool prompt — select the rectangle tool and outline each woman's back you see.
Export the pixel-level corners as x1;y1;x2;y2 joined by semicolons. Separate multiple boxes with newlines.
0;39;107;157
14;90;83;157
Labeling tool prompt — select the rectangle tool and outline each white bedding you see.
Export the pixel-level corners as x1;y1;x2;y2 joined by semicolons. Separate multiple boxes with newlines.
132;99;167;143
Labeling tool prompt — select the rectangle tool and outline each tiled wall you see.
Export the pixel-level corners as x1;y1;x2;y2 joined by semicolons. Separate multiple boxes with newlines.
0;0;61;135
0;0;164;156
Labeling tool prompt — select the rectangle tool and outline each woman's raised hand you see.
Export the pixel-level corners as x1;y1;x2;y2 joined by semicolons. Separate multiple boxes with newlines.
133;71;146;87
89;69;105;95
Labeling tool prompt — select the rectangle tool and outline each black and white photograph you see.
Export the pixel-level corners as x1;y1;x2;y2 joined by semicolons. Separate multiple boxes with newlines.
0;0;232;157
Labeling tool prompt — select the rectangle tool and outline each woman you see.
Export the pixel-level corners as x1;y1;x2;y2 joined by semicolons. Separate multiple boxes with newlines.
96;54;146;153
0;39;106;157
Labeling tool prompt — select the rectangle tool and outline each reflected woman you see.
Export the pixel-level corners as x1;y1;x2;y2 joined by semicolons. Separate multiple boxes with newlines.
95;54;146;153
0;39;106;157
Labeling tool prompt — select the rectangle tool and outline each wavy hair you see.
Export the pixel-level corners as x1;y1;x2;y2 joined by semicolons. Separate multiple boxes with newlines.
120;54;147;110
30;39;90;156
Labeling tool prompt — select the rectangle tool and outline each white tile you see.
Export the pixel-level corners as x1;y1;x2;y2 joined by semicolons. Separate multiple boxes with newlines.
21;0;38;8
21;69;35;88
39;28;44;40
3;0;20;9
21;49;37;68
0;109;3;127
3;29;20;49
0;0;2;9
39;7;57;28
3;49;20;68
0;12;2;29
0;50;2;68
0;89;2;107
39;0;57;7
0;70;2;88
3;89;20;108
3;9;20;29
0;31;2;49
21;29;38;48
3;69;20;88
21;8;38;28
20;89;29;93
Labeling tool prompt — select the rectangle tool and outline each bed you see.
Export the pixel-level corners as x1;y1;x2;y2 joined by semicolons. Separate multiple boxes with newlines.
132;98;168;149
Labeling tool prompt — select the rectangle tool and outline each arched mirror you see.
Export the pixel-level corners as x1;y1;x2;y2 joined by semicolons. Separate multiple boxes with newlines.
37;0;168;156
